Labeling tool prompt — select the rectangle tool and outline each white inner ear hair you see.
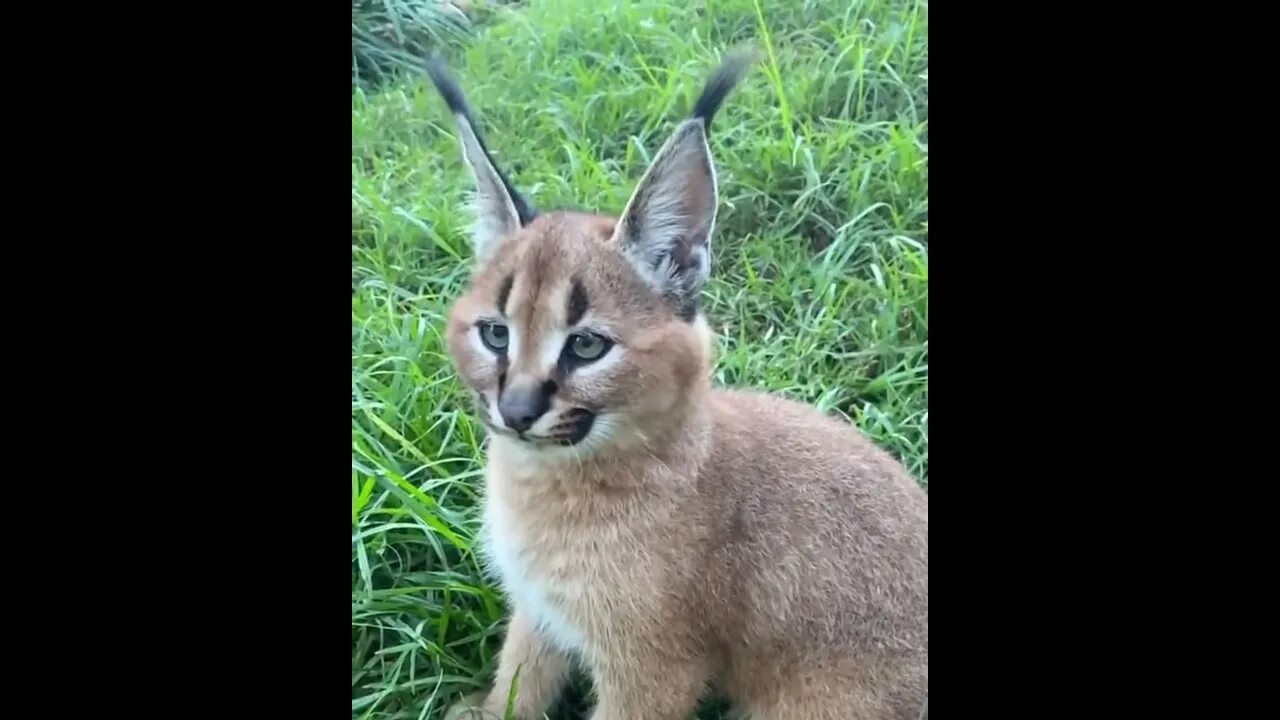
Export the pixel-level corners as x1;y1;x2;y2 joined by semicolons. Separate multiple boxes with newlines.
455;113;521;259
613;119;718;298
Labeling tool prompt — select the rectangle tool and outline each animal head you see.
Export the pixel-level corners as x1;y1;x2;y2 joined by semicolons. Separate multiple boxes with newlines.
428;53;752;457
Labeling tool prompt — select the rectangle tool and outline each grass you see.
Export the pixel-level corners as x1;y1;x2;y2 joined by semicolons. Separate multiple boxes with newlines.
352;0;473;87
351;0;927;717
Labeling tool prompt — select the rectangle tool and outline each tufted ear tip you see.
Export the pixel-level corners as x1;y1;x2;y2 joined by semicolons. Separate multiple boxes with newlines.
424;54;538;261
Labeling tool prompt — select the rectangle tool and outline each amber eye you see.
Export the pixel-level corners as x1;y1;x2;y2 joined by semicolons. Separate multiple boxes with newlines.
565;332;611;362
479;322;509;353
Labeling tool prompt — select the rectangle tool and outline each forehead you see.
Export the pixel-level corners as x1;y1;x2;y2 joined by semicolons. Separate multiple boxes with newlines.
473;212;657;322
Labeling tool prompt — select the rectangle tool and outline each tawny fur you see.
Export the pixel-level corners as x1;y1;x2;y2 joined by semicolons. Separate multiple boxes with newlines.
431;54;927;720
442;217;926;720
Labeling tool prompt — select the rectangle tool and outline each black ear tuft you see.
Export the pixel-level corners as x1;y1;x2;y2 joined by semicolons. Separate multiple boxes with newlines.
425;54;538;226
689;49;758;132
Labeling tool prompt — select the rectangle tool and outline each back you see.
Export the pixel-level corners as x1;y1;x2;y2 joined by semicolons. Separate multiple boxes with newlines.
702;389;928;656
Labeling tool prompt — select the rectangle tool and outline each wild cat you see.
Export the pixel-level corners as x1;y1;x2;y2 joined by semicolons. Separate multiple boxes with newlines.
426;51;927;720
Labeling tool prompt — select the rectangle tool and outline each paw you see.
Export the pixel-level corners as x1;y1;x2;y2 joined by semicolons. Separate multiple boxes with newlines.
444;691;495;720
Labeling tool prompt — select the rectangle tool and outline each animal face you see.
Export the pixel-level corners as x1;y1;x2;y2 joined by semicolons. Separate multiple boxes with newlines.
427;53;752;456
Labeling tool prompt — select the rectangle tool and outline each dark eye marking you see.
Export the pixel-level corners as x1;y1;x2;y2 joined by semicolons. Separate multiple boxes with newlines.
497;274;514;316
566;279;589;326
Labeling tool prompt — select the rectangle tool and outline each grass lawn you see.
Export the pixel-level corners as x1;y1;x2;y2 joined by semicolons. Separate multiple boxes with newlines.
352;0;927;717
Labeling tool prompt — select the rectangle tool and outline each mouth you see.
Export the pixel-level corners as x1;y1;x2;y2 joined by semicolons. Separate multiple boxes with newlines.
543;408;596;446
480;408;597;447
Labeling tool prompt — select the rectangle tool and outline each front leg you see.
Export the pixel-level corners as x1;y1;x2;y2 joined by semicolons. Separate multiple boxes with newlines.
588;651;709;720
449;609;571;720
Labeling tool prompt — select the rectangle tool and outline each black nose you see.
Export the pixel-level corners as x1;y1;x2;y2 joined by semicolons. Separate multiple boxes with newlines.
498;381;552;433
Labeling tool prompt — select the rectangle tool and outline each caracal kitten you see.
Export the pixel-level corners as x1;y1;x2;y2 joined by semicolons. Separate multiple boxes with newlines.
427;52;927;720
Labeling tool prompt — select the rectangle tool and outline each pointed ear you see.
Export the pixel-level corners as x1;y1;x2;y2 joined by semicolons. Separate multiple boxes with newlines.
425;56;537;262
612;51;754;320
613;119;718;320
452;111;524;259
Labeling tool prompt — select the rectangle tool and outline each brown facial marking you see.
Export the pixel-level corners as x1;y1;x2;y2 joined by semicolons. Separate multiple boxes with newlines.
566;279;589;327
496;353;509;395
497;274;514;315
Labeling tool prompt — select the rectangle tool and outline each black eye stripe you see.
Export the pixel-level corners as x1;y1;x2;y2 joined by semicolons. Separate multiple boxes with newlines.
496;274;514;315
566;279;589;326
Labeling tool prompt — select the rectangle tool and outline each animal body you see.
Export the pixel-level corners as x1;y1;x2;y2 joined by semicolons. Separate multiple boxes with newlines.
427;51;927;720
